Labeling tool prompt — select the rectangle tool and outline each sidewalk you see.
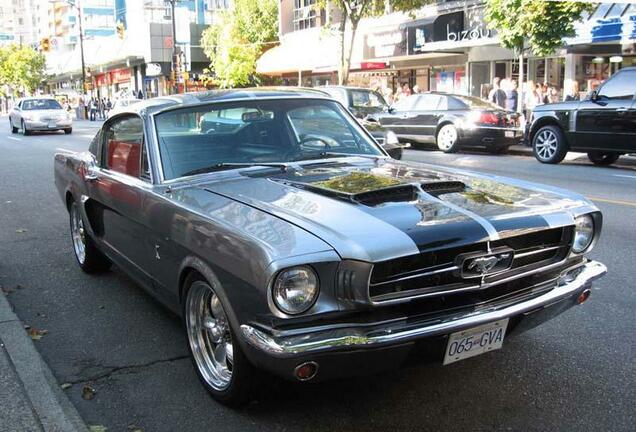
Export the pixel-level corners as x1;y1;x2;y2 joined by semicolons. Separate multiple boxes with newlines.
0;293;88;432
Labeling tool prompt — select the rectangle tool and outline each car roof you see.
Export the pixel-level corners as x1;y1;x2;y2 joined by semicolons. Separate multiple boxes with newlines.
118;87;332;117
320;85;378;92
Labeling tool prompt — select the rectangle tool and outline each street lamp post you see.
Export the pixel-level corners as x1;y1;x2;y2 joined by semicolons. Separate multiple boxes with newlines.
167;0;178;94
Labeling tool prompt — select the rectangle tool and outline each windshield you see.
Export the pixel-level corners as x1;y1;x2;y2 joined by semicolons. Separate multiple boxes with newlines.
22;99;63;110
155;98;384;180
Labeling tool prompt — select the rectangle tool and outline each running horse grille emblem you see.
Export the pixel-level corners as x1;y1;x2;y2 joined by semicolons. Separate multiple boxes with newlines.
458;248;515;278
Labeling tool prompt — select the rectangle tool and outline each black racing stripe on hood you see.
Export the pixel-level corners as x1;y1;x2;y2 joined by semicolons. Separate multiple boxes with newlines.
489;214;550;238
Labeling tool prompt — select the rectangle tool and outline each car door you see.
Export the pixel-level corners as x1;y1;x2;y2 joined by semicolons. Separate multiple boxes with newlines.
10;101;22;126
574;69;636;152
402;94;443;143
380;95;420;140
87;115;156;286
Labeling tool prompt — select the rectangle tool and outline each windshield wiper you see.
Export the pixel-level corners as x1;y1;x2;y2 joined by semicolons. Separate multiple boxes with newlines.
292;152;381;162
182;162;288;177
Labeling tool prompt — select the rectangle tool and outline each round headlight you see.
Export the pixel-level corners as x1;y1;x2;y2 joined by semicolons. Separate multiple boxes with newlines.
572;214;594;253
272;266;319;315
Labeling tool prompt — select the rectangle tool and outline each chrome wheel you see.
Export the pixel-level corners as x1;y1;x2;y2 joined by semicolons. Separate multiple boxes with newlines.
186;282;233;391
534;129;558;160
70;202;86;265
437;124;458;151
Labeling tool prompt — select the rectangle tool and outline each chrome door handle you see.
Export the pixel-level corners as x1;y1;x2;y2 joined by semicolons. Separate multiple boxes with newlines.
616;108;628;114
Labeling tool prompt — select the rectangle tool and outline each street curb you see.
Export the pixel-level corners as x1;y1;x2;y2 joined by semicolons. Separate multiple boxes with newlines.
506;145;533;157
0;294;89;432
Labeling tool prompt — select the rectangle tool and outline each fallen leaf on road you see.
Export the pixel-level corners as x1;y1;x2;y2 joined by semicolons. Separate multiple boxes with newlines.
89;426;107;432
15;228;27;233
60;383;72;390
27;327;48;340
82;384;97;400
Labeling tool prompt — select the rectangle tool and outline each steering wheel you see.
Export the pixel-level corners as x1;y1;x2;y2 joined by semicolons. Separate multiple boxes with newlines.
298;134;339;151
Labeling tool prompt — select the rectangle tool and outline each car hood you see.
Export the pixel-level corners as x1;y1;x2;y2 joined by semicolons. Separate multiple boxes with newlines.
196;158;596;262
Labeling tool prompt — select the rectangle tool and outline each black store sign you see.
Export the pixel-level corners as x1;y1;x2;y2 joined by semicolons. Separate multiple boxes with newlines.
407;11;464;54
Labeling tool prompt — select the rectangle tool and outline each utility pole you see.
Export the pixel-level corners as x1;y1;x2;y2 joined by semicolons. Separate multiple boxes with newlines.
167;0;178;94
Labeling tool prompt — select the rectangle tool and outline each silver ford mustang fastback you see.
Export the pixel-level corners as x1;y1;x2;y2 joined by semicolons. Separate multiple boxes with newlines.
54;88;606;406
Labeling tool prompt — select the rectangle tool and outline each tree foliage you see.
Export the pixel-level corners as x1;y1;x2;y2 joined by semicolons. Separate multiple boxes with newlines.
0;44;46;95
318;0;433;85
484;0;593;56
200;0;278;88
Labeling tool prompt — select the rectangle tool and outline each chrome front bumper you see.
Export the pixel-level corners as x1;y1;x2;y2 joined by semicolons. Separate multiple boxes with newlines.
241;260;606;358
25;119;72;129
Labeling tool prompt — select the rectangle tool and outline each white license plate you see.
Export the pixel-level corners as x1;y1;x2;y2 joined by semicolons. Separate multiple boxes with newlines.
505;130;515;138
443;318;509;365
48;121;57;128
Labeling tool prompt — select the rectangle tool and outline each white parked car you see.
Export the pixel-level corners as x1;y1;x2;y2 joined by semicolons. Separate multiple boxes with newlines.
107;98;141;118
9;98;73;135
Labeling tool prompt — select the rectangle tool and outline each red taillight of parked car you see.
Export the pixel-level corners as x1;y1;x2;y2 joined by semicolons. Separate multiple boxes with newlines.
479;112;500;125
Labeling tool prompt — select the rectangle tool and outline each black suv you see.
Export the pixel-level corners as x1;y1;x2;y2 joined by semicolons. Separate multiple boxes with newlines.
527;66;636;165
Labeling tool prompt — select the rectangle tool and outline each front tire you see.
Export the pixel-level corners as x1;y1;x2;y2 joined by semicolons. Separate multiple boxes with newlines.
64;128;72;135
21;120;31;136
69;201;111;273
436;124;460;153
532;125;567;164
184;279;255;406
587;151;620;166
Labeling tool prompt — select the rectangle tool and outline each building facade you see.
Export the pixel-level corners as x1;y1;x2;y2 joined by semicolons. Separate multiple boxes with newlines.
0;0;38;46
40;0;230;100
258;0;636;102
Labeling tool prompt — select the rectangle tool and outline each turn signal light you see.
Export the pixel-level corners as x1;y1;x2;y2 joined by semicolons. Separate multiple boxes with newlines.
577;289;591;305
294;362;318;381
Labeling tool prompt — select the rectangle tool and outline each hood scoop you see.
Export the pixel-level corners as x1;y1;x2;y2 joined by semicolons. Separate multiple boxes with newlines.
420;181;465;196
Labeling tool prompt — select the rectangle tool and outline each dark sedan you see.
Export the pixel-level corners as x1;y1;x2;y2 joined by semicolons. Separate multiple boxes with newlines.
367;92;523;153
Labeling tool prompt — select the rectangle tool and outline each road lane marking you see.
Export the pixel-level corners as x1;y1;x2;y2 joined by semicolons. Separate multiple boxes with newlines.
588;196;636;208
613;174;636;179
6;136;21;141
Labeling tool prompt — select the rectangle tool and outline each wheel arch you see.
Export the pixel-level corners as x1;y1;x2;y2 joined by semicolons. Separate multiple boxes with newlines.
435;119;455;137
530;116;569;148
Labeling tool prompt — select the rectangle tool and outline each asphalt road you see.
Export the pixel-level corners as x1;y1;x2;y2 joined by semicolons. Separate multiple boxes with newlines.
1;124;634;432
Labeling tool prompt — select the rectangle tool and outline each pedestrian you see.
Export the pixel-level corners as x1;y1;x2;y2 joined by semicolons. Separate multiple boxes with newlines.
89;98;97;121
105;98;112;117
77;96;85;120
488;77;506;108
137;90;144;99
98;98;104;120
564;80;580;101
412;84;420;94
505;79;518;112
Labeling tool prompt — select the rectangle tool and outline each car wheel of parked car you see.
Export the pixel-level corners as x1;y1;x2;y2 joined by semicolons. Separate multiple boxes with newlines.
21;120;31;136
184;278;254;406
69;201;111;273
9;119;17;134
64;128;72;135
587;151;620;166
532;125;567;164
436;124;459;153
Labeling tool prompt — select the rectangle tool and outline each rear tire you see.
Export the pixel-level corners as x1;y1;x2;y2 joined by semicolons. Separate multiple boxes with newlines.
10;119;17;133
587;151;620;166
184;278;255;407
532;125;567;164
436;124;460;153
69;201;111;273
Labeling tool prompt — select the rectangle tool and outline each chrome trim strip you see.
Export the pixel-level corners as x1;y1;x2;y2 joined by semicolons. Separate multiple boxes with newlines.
240;261;606;357
369;265;459;287
514;245;562;258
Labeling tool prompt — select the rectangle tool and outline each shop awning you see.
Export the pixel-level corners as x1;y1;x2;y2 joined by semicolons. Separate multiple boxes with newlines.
256;29;340;75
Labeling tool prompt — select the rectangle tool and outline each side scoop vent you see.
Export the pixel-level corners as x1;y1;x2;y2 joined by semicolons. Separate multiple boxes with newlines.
420;181;465;196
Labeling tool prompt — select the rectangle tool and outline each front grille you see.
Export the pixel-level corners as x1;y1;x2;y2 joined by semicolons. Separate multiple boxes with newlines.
369;226;573;302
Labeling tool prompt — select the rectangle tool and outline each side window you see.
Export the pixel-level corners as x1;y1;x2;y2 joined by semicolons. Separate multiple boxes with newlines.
598;70;636;101
102;116;148;179
392;95;418;111
414;94;442;111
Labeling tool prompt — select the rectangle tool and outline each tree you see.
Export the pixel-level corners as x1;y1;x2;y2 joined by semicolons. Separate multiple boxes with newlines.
484;0;592;56
0;44;46;95
318;0;432;85
201;0;278;88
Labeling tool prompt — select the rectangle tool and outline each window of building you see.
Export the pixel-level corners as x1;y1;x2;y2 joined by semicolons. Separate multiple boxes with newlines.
293;0;317;31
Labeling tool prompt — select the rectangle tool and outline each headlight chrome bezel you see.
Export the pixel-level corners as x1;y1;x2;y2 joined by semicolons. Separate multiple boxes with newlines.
271;265;320;315
571;213;596;254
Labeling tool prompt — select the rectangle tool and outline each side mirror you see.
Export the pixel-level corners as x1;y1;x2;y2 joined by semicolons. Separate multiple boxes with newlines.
80;152;99;182
387;106;395;114
589;90;598;102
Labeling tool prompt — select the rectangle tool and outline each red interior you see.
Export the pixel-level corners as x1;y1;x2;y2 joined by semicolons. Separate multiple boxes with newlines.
107;140;140;177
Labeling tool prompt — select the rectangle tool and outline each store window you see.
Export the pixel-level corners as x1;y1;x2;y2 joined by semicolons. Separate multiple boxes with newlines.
430;67;466;94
